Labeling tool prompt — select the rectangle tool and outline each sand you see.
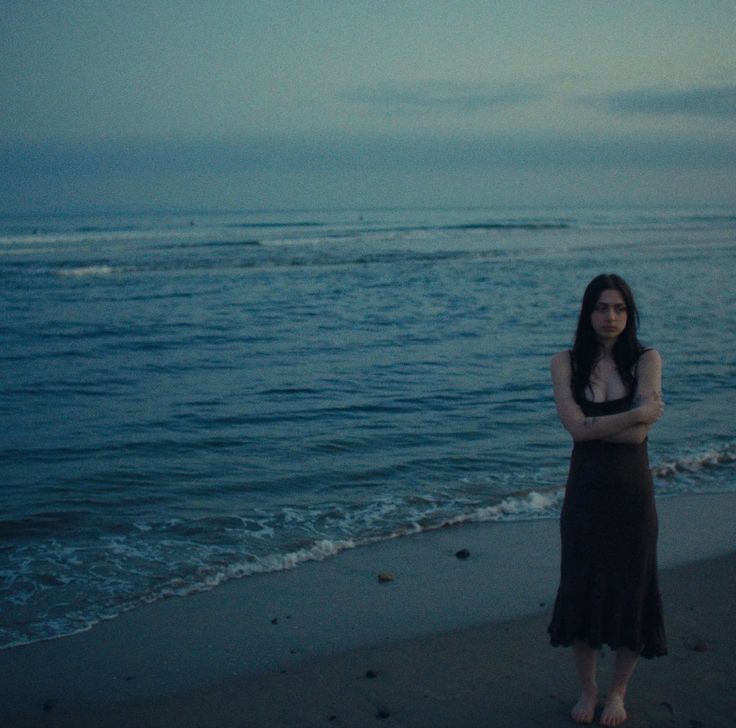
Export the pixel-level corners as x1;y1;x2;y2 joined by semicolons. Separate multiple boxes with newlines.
1;492;735;727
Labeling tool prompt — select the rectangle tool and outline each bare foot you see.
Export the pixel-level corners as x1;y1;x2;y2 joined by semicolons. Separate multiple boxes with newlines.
600;693;627;726
571;690;597;724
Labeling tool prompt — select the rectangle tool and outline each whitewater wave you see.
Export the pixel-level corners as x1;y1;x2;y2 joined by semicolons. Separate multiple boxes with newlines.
2;445;734;652
0;485;565;650
55;265;115;277
652;442;736;479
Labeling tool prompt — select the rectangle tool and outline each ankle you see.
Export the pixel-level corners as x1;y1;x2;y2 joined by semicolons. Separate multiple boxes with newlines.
582;682;598;696
579;685;598;702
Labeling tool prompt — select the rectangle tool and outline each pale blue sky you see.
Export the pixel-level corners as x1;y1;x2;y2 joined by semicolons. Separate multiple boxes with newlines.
2;1;735;211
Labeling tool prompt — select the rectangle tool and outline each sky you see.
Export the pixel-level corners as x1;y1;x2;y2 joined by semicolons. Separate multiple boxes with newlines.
1;1;735;212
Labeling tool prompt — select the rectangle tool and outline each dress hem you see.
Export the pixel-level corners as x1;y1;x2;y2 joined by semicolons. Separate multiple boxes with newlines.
547;632;668;660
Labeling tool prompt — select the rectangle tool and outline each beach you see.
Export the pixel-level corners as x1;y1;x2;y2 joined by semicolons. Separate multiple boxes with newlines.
2;206;735;726
3;2;736;723
3;207;735;655
2;491;734;727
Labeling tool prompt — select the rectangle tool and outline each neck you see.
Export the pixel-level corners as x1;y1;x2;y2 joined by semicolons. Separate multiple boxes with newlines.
597;339;617;358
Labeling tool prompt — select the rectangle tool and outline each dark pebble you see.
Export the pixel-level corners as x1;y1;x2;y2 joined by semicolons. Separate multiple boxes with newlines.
42;700;55;712
455;549;470;560
124;674;136;681
376;708;390;720
365;670;379;679
271;618;279;625
328;716;337;722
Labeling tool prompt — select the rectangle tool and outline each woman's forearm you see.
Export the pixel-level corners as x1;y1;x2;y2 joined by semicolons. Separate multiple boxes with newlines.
602;423;650;444
559;406;644;442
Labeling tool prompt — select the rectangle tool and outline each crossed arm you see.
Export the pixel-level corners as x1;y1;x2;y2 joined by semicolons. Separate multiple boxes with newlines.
551;349;664;444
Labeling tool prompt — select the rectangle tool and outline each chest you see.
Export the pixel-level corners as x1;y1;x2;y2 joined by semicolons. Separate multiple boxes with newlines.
586;358;632;402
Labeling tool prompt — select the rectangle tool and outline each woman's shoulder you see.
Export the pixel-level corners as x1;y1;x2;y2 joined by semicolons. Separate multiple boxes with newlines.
638;347;662;365
550;349;572;371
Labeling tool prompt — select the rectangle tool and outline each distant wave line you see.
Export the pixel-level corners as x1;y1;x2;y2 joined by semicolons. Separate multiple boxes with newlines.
225;221;325;229
55;265;114;277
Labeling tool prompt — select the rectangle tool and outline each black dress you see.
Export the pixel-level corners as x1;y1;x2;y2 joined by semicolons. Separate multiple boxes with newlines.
548;392;667;658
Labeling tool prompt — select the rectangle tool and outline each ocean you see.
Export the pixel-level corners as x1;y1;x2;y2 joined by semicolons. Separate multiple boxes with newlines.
1;205;734;650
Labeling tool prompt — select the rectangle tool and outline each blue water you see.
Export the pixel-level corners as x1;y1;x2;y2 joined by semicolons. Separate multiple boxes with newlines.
1;206;735;649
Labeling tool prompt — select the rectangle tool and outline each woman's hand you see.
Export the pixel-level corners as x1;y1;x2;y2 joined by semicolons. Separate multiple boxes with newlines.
634;392;664;425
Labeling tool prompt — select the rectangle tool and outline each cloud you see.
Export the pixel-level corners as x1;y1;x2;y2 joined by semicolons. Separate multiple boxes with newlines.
3;131;735;186
338;80;543;113
585;85;736;119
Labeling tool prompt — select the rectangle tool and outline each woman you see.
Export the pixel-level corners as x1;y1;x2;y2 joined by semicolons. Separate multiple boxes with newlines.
547;274;667;726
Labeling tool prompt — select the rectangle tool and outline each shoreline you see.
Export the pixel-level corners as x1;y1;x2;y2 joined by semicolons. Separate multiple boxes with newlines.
12;552;734;728
1;491;735;725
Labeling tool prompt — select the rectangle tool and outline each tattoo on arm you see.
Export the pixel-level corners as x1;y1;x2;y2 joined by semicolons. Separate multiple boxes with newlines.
583;417;598;428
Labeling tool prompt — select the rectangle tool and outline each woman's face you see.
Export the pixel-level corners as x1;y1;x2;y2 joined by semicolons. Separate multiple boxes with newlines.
590;288;628;342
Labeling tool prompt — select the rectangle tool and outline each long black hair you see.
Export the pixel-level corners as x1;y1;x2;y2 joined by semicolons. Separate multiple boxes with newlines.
570;273;645;404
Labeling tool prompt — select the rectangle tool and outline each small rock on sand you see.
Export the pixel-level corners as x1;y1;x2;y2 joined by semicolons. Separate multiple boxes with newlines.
683;635;710;652
377;572;394;583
